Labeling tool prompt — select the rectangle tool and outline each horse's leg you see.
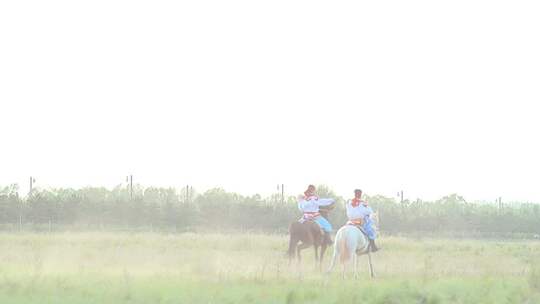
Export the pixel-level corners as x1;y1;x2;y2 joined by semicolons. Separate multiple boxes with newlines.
297;242;311;262
326;241;338;274
319;243;327;273
327;228;342;278
324;237;338;286
288;234;299;267
288;242;296;267
342;258;346;279
343;238;356;280
312;244;319;272
367;251;375;278
353;252;359;279
295;243;302;279
297;242;311;279
341;245;347;279
296;243;301;264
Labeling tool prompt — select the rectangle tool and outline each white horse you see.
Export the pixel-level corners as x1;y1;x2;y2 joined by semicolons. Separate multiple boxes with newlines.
326;212;378;279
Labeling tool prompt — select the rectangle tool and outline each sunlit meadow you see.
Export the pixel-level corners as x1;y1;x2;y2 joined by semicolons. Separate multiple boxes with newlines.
1;232;540;303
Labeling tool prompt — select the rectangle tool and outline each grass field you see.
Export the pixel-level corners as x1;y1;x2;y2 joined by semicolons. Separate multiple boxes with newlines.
1;232;540;304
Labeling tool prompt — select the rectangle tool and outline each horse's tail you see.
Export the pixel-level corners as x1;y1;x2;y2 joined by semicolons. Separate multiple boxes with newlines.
287;224;299;259
339;228;350;263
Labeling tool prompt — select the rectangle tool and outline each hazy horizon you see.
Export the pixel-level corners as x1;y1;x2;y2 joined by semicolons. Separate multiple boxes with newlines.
1;177;537;205
1;0;539;203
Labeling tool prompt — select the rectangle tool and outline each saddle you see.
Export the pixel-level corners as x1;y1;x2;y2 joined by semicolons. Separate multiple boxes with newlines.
298;212;320;224
298;216;325;237
347;219;367;232
347;218;364;226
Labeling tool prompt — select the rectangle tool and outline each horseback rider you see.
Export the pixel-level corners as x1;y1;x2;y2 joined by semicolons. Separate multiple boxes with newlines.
346;189;379;252
297;185;335;245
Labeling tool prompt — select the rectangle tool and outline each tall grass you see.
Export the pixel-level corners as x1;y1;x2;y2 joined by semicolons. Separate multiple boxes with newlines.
0;232;539;303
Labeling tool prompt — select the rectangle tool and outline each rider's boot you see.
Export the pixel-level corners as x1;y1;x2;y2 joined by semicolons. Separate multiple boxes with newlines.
324;232;333;245
369;239;379;252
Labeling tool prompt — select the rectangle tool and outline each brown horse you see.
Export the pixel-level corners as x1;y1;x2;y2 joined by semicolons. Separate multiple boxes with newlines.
287;206;333;271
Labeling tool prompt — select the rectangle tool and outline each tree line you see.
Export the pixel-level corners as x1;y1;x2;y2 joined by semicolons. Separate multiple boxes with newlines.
1;184;539;238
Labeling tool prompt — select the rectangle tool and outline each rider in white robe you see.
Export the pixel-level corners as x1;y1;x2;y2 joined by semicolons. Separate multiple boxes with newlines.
345;189;379;252
297;185;335;245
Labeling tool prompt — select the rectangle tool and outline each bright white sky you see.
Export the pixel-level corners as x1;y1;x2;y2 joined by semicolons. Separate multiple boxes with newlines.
1;0;539;202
